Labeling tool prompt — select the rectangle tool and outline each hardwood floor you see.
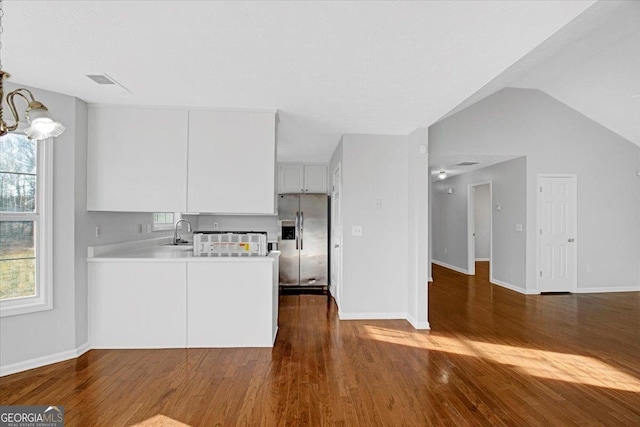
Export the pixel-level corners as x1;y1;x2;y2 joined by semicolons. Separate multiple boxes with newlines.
1;262;639;426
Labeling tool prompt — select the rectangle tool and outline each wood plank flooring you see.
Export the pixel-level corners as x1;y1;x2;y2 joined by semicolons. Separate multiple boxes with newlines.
1;262;639;426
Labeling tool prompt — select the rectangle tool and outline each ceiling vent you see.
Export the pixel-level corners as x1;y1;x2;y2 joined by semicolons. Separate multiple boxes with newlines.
87;74;116;85
456;161;479;166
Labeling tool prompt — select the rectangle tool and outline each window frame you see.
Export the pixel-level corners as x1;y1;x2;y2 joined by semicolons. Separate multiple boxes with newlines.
0;135;53;317
152;212;180;231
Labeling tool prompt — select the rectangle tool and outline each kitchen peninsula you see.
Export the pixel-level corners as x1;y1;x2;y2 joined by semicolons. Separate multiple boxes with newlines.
87;238;280;349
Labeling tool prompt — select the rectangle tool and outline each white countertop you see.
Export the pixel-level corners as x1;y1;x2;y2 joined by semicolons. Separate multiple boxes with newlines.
87;237;279;263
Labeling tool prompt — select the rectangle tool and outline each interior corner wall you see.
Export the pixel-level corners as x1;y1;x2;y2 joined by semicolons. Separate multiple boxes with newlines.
429;87;640;292
338;134;409;318
432;157;527;291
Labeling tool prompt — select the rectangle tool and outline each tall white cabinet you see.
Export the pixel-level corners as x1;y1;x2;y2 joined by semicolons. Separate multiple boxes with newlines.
188;110;276;213
87;106;188;212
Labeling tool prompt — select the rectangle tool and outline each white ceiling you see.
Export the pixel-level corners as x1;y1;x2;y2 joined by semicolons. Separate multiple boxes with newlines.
2;1;594;162
430;0;639;179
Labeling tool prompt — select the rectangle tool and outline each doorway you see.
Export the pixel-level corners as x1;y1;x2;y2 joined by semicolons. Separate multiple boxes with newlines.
467;181;492;277
537;175;577;293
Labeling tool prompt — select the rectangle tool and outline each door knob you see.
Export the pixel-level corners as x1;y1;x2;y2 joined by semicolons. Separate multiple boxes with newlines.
568;238;575;242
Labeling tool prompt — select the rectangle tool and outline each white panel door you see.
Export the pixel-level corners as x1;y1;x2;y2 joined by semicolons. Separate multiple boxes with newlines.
330;165;342;305
538;176;577;292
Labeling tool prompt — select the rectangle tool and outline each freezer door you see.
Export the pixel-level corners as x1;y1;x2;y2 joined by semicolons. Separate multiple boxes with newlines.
299;194;328;286
278;194;300;286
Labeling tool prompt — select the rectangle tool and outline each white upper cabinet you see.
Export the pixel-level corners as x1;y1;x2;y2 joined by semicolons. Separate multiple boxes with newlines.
304;165;328;193
187;110;277;214
87;106;188;212
278;164;305;193
278;164;328;194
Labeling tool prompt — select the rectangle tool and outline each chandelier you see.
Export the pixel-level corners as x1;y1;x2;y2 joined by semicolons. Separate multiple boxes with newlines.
0;0;65;141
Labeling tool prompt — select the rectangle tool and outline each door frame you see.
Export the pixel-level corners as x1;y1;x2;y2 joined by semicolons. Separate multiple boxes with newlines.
467;181;493;277
330;163;343;308
536;174;578;293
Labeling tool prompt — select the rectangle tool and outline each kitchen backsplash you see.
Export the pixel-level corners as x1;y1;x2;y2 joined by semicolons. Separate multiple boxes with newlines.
184;214;279;242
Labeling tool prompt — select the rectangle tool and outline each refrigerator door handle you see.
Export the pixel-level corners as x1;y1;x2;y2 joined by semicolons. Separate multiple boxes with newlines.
300;211;304;250
295;211;299;250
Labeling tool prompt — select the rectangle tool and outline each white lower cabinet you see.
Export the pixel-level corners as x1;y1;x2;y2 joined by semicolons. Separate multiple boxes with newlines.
187;261;276;347
89;262;187;348
89;257;279;349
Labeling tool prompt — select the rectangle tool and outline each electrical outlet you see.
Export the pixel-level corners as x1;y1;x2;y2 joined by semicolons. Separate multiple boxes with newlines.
213;222;219;229
444;248;447;254
138;224;143;233
146;224;152;233
515;223;523;232
586;264;593;273
375;199;382;209
95;225;102;238
352;225;363;236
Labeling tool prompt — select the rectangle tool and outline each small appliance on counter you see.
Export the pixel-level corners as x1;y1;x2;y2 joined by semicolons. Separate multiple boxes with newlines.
193;231;268;257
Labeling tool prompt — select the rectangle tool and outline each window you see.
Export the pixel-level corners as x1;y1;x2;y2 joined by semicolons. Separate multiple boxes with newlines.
0;132;52;317
153;212;179;231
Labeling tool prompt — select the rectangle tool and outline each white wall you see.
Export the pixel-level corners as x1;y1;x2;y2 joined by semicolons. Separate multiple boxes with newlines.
333;134;410;318
430;88;640;292
474;184;491;260
432;157;527;291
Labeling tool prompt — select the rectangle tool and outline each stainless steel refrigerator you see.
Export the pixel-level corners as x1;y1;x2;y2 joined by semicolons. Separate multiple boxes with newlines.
278;194;328;288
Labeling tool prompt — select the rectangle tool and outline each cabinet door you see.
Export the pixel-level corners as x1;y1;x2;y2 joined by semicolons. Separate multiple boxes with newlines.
87;107;188;212
187;262;274;347
278;164;305;193
188;111;276;213
89;262;187;348
304;165;328;193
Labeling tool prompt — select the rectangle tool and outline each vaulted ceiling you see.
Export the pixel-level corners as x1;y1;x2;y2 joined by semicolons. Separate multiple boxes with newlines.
2;1;595;162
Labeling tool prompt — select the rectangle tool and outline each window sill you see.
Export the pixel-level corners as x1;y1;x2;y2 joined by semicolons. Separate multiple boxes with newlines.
0;297;53;318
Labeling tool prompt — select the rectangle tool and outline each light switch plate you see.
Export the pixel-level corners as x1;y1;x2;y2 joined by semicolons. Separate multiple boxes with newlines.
352;225;363;236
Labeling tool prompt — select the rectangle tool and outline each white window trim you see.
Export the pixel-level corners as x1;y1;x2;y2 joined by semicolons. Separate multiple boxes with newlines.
0;138;53;317
152;212;181;231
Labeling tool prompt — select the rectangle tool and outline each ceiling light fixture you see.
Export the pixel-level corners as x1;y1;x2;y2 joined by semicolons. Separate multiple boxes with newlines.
438;171;447;180
0;0;65;141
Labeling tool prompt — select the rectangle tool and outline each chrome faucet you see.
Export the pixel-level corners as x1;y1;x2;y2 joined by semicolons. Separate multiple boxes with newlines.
173;219;192;245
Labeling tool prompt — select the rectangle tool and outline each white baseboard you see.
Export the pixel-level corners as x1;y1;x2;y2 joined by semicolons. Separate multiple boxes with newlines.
338;311;407;320
428;277;433;283
407;314;430;330
432;260;469;275
575;285;640;294
490;277;534;294
475;258;490;262
272;326;279;345
0;342;90;377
